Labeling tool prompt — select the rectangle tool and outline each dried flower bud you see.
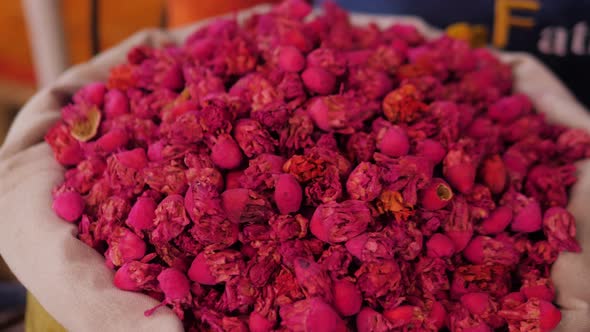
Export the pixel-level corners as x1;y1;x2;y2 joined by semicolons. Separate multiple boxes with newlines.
421;178;453;210
279;297;346;332
426;233;456;258
188;250;243;285
346;162;382;201
221;188;272;224
543;207;581;252
481;155;507;195
278;46;306;72
478;206;513;235
356;307;394;332
114;261;162;292
274;173;303;214
234;119;276;158
152;195;190;243
311;200;372;243
382;83;426;123
211;134;243;170
106;227;147;266
463;235;520;266
302;67;336;95
52;191;85;222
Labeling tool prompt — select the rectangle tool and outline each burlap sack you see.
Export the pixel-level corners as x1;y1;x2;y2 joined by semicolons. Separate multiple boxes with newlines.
1;5;589;331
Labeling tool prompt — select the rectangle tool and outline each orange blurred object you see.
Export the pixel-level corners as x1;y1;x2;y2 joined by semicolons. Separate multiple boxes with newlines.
166;0;282;27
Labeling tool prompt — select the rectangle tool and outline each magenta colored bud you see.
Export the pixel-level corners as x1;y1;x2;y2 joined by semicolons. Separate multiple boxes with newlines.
463;324;492;332
77;82;106;106
445;229;473;253
249;312;275;332
188;252;217;285
147;141;164;161
274;173;303;214
540;300;562;332
116;148;147;169
426;233;456;258
481;155;507;195
460;292;491;316
302;67;336;95
96;129;128;153
345;233;368;259
421;178;453;210
333;279;362;316
104;89;129;118
416;139;446;164
158;268;190;300
463;236;485;264
521;284;555;302
383;305;417;325
113;263;140;291
308;97;331;132
478;206;512;235
52;191;85;222
429;301;447;329
127;197;157;232
211;135;243;170
511;200;542;233
356;307;390;332
487;94;531;124
279;46;306;73
444;162;476;194
377;126;410;157
221;188;249;223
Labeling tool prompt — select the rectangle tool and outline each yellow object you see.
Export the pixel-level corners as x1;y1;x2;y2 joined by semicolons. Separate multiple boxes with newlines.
25;292;66;332
446;22;489;48
492;0;540;48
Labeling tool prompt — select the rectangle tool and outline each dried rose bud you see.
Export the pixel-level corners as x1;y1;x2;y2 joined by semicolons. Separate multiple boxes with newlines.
382;83;426;123
426;233;455;258
444;196;473;252
415;138;446;165
356;307;394;332
269;214;308;241
114;261;162;292
542;207;581;252
463;235;519;266
311;200;372;243
499;298;561;332
188;250;243;285
278;46;306;72
557;128;590;161
511;197;542;233
308;94;372;134
355;260;401;304
211;134;243;170
420;178;453;210
460;292;503;328
45;122;84;166
221;188;272;224
274;173;303;214
293;258;333;303
383;305;421;328
145;267;192;319
106;227;147;266
346;132;376;163
520;275;555;302
143;160;188;195
487;94;531;123
478;206;513;235
376;125;410;157
234;119;276;158
225;170;243;190
52;191;85;222
249;311;275;332
279;297;346;332
302;67;336;95
345;232;395;262
480;154;507;194
525;164;576;208
443;142;476;194
104;89;129;118
346;162;382;201
332;279;362;316
151;194;190;243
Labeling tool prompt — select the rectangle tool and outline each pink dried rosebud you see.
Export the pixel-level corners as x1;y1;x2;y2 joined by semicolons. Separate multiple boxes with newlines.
310;200;372;243
278;46;306;72
543;207;581;252
52;191;85;222
525;164;576;208
415;139;446;165
420;178;453;210
520;275;555;302
126;196;157;233
45;122;84;166
499;298;561;332
487;94;532;123
345;232;395;262
221;188;272;224
306;48;346;76
382;83;426;123
383;305;421;328
211;134;243;170
151;194;190;243
444;196;473;252
106;227;147;266
94;129;128;153
355;260;401;304
74;82;106;106
511;198;543;233
426;233;455;258
114;261;162;292
443;142;476;194
463;235;519;266
293;258;333;303
145;267;192;319
347;67;393;100
305;166;343;206
274;173;303;214
279;297;346;332
460;292;503;328
346;162;382;201
332;279;362;316
240;153;286;192
302;67;336;95
249;311;275;332
269;214;308;241
188;250;243;285
116;148;148;169
274;0;312;19
376;125;410;157
233;119;276;158
346;132;376;163
104;89;129;118
557;128;590;161
308;94;372;134
480;154;507;194
478;206;513;235
356;307;394;332
143;160;188;195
